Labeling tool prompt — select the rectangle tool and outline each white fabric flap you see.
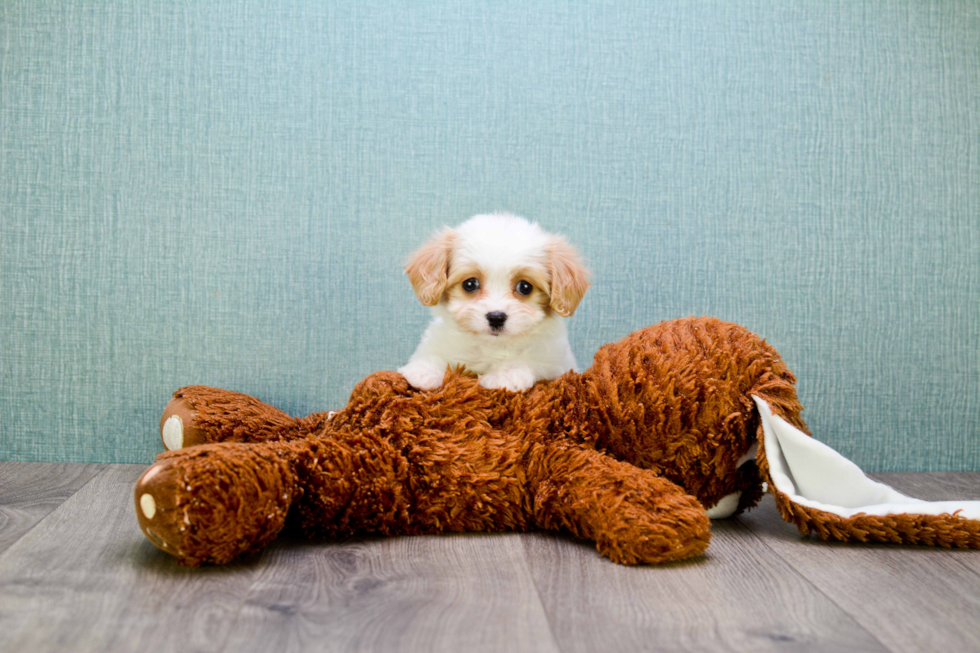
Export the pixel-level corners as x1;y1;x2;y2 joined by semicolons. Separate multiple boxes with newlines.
752;396;980;520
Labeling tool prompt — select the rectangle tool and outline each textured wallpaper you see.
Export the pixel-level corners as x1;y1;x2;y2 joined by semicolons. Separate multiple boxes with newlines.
2;1;978;468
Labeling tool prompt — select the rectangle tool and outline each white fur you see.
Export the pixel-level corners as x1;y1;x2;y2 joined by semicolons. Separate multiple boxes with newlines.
399;213;584;392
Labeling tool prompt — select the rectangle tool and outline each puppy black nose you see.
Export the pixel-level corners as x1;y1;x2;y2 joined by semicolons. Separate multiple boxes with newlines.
486;311;507;329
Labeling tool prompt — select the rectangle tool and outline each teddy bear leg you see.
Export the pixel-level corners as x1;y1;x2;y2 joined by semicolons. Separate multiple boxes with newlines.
136;434;408;564
135;441;302;565
160;386;332;451
528;445;711;565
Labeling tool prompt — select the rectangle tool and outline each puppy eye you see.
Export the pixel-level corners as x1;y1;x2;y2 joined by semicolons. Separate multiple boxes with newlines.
516;280;533;296
462;278;480;293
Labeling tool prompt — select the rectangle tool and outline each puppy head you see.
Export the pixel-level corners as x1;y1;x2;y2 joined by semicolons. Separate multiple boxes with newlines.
405;213;590;336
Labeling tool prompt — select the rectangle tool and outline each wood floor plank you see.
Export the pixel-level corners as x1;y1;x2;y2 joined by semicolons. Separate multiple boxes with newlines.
736;473;980;653
1;465;977;653
221;531;560;653
0;461;106;555
522;520;888;653
0;464;262;653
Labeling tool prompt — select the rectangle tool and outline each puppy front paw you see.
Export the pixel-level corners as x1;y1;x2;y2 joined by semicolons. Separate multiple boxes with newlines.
398;360;446;390
479;367;535;392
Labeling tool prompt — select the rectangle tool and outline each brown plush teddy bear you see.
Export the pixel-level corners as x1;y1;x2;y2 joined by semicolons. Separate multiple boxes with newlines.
134;317;980;566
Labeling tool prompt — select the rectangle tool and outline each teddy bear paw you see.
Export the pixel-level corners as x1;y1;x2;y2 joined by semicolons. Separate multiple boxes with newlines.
159;397;207;450
135;444;296;565
134;460;193;560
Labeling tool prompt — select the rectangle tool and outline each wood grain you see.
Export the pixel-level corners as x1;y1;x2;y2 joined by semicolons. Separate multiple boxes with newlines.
522;521;888;653
0;464;262;653
0;461;105;555
1;464;979;653
222;531;559;653
736;474;980;653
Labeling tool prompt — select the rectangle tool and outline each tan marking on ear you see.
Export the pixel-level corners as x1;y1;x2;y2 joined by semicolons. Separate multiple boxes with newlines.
547;236;590;317
404;228;455;306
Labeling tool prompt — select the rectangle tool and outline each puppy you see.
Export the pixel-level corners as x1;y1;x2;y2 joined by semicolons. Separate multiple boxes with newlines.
398;212;590;392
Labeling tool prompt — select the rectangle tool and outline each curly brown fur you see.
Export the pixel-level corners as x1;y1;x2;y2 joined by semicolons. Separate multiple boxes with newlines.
135;317;816;566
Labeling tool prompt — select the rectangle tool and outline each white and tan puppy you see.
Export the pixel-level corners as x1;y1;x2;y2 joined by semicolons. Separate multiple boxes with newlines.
398;213;590;392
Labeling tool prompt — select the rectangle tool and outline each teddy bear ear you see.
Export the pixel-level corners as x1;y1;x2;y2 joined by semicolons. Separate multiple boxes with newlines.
404;228;455;306
547;236;590;317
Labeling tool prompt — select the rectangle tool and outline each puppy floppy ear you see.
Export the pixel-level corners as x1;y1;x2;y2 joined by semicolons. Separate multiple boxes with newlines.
547;236;590;317
404;228;455;306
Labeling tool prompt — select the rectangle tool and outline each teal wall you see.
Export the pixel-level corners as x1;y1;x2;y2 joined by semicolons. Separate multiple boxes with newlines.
2;1;978;469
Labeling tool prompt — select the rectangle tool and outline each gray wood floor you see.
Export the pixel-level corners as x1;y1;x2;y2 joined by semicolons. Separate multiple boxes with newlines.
1;463;979;653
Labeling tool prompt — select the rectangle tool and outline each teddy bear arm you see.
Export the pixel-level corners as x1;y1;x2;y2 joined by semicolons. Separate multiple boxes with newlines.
160;386;326;451
527;444;711;565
